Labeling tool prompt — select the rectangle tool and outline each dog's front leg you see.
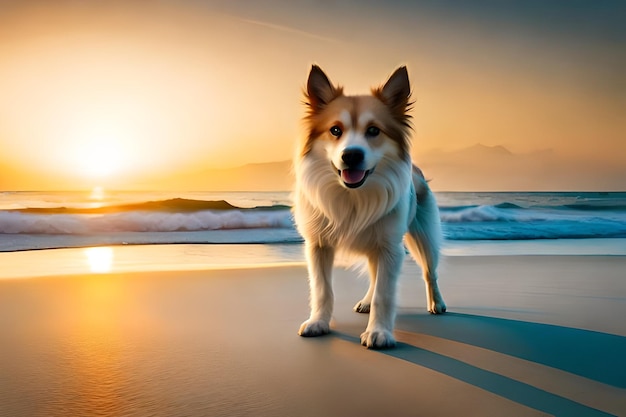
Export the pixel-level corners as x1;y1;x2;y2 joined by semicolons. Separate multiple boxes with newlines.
361;244;404;349
298;243;335;337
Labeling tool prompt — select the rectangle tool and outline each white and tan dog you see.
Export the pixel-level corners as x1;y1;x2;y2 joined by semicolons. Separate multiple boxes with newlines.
294;65;446;349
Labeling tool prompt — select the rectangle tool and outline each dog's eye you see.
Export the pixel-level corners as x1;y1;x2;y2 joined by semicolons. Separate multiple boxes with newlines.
329;125;343;138
366;126;380;137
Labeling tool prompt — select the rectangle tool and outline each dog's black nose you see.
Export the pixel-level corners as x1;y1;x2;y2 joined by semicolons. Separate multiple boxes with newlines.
341;148;364;167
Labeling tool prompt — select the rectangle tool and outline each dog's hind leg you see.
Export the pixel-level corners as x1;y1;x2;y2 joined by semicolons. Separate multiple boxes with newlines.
298;243;335;337
353;257;377;314
405;177;447;314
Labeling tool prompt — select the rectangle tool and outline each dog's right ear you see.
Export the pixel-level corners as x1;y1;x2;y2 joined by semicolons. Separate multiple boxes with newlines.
306;65;341;111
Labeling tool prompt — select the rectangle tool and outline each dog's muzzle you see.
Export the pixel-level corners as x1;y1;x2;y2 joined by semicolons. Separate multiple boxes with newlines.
336;148;373;189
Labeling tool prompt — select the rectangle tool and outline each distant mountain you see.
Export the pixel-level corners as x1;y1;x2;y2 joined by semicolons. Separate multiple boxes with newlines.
177;143;624;192
414;144;625;191
3;143;621;191
459;143;513;157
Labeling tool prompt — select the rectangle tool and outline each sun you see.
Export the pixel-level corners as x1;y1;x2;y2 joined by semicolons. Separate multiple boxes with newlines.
84;143;120;177
67;128;133;180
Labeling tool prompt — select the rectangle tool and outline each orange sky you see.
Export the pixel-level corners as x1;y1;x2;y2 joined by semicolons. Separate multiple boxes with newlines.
0;0;624;191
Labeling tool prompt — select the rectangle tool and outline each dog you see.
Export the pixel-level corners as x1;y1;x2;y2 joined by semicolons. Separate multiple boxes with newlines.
293;65;446;349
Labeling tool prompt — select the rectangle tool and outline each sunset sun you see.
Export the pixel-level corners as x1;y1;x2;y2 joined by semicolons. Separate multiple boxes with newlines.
68;128;133;180
79;141;122;178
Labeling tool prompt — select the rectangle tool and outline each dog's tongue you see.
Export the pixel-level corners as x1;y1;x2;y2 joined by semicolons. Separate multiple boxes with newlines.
341;169;366;185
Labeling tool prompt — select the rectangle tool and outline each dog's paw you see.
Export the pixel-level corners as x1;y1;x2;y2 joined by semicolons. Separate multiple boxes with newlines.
360;329;396;349
353;300;371;314
428;298;447;315
298;319;330;337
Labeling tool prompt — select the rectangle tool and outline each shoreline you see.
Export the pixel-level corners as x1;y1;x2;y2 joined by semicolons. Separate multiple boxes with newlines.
3;237;626;256
2;239;626;280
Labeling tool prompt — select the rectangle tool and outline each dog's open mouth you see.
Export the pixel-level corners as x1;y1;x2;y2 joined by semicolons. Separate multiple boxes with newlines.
339;169;371;189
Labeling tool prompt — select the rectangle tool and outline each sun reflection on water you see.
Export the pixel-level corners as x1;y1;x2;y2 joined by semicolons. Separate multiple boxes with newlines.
84;247;114;273
90;186;106;200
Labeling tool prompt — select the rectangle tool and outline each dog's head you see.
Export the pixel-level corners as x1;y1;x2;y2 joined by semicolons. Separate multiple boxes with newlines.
301;65;412;189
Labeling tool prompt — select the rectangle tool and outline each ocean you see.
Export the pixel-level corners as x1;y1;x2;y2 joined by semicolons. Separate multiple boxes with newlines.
1;190;626;257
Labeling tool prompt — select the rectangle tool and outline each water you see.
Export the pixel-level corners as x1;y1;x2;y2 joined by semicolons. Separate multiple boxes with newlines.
437;191;626;240
1;190;625;255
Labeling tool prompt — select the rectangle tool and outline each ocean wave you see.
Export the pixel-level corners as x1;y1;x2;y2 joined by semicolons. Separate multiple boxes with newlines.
440;205;537;223
2;194;626;242
443;219;626;240
561;203;626;212
494;202;523;209
0;209;294;235
12;198;290;215
437;201;626;240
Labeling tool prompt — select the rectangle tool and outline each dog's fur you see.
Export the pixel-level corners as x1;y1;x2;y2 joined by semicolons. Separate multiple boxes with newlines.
294;65;446;349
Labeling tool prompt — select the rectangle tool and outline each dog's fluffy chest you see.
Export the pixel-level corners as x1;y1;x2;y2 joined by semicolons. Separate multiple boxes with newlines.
295;177;414;250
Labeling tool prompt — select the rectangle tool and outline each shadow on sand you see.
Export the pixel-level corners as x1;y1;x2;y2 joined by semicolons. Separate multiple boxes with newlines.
336;312;626;417
395;312;626;388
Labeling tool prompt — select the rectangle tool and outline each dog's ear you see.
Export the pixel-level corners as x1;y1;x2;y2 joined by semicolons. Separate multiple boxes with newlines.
378;66;411;115
306;65;341;111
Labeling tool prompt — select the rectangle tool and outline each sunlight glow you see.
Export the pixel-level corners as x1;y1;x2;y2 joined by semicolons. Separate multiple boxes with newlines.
0;2;622;191
90;186;106;201
75;138;125;178
84;247;114;273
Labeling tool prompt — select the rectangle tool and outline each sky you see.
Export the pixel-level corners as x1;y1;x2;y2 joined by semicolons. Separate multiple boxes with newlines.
0;0;624;191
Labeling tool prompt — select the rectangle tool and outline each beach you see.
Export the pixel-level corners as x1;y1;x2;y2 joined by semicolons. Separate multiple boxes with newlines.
1;247;624;416
2;0;625;415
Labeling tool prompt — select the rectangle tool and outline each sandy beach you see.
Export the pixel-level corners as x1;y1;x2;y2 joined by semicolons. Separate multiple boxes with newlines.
1;249;624;417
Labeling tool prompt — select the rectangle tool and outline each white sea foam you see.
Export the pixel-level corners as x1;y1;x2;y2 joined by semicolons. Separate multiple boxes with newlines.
0;210;294;235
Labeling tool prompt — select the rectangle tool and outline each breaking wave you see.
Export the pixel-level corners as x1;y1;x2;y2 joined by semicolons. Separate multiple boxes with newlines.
440;202;626;240
1;193;626;250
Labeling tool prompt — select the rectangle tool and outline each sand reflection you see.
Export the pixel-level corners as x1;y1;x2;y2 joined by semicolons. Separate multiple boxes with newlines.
84;247;114;273
58;267;142;415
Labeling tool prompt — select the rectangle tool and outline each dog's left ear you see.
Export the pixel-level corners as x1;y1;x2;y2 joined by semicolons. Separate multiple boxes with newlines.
378;66;411;115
